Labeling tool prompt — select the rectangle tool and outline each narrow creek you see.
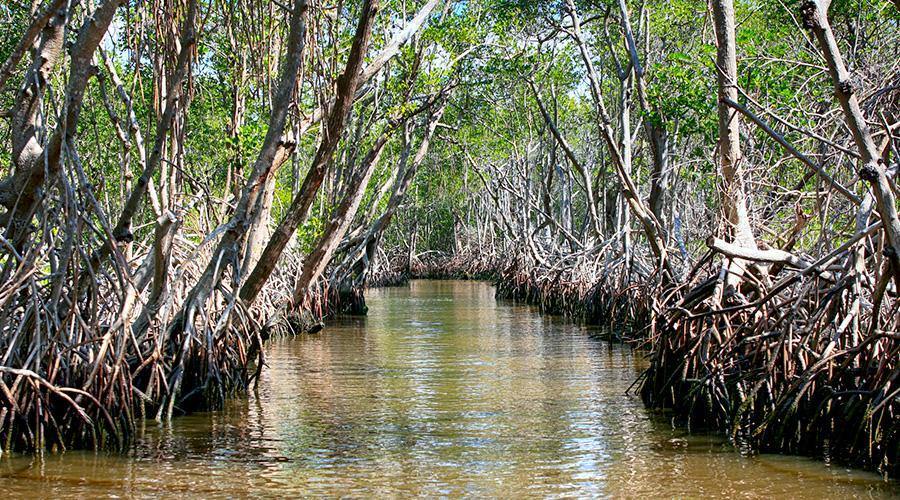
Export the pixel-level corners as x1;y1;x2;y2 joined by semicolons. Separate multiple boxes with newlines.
2;280;896;497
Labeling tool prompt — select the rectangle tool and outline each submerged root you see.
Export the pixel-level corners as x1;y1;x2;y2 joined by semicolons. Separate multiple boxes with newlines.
640;246;899;477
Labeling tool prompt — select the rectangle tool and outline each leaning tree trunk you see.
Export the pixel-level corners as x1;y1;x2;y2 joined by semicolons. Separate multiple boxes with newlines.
296;0;442;132
290;123;399;306
802;0;900;288
0;0;68;92
152;0;310;420
564;0;674;282
335;103;447;290
240;143;295;277
239;0;380;306
95;0;198;264
618;72;634;271
239;0;442;277
1;0;125;248
361;107;445;270
616;0;671;227
527;79;603;241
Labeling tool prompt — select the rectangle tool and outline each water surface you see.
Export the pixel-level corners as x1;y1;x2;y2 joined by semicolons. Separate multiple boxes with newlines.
2;280;896;498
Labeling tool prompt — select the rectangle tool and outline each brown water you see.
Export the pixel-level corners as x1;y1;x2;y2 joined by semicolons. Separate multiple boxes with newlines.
2;280;896;498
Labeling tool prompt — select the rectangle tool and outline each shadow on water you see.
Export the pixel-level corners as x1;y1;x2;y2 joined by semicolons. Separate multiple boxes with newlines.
2;280;897;498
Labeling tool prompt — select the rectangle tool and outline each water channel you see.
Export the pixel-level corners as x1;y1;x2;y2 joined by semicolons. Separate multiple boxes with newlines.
2;280;896;497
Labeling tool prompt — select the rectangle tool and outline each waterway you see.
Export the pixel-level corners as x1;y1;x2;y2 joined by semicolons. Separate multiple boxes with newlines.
2;280;895;497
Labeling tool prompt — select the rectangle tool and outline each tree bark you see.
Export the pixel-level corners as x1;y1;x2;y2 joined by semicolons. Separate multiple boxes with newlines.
527;79;603;241
242;0;442;265
0;0;125;247
0;0;68;93
711;0;760;288
98;0;198;258
240;142;295;277
802;0;900;287
159;0;307;345
616;0;670;226
334;103;446;289
239;0;380;306
564;0;673;282
296;0;442;132
290;125;397;305
618;73;634;269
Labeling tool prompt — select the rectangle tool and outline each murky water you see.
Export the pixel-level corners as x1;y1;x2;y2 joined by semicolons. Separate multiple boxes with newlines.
2;280;896;498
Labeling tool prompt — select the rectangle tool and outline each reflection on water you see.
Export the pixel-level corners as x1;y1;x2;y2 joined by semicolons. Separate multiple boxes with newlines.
2;280;896;498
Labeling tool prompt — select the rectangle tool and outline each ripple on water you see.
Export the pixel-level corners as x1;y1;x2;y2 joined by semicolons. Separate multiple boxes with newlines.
2;280;897;498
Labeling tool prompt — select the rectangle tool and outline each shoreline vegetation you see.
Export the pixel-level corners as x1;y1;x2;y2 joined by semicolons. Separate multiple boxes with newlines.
0;0;897;482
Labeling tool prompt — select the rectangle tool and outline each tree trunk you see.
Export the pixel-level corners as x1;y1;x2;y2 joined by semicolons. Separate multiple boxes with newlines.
240;142;295;277
527;78;603;241
296;0;442;132
239;0;380;306
335;104;446;288
97;0;198;259
618;73;633;270
169;0;311;331
802;0;900;287
1;0;126;247
564;0;673;281
712;0;760;289
616;0;671;228
0;0;68;93
291;125;397;305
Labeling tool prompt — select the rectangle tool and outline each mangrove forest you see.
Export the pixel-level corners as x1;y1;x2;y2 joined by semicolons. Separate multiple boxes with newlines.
0;0;898;495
